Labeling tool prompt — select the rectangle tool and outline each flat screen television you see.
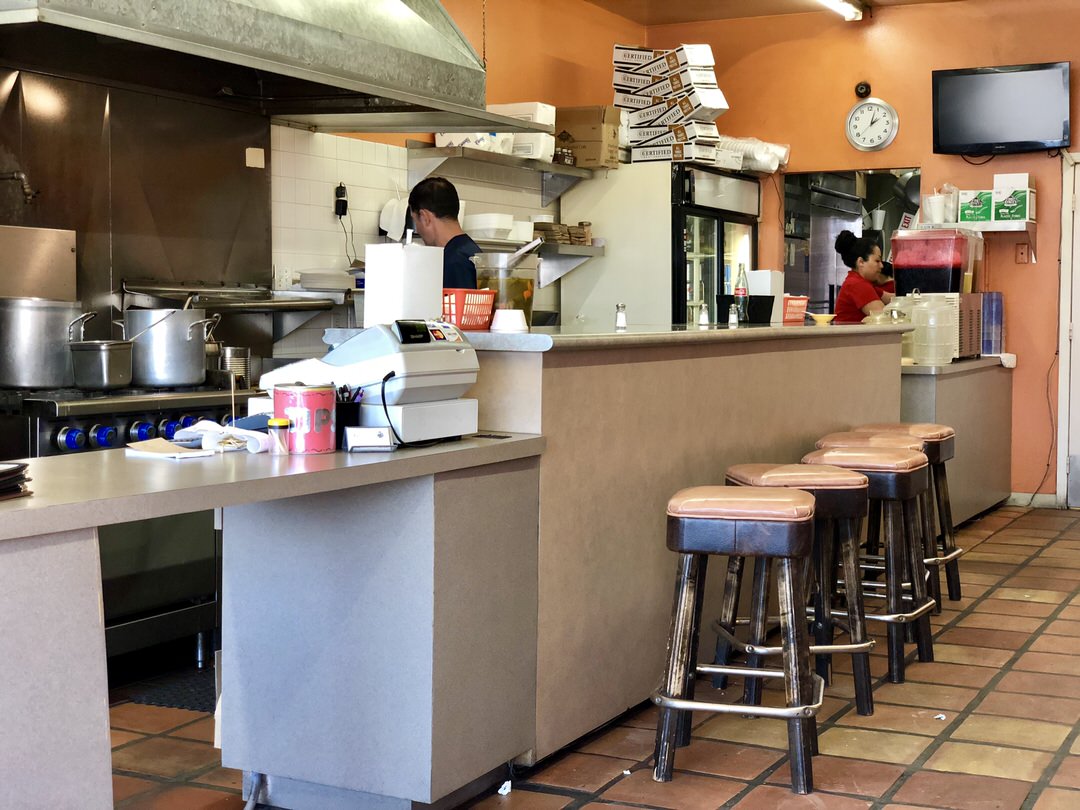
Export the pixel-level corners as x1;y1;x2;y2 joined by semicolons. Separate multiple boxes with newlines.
932;61;1071;155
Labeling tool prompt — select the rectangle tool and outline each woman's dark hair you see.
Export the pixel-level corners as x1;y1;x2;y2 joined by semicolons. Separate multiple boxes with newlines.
408;176;460;220
834;230;877;269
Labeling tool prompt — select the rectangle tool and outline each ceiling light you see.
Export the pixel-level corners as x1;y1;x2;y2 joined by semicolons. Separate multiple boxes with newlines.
816;0;867;21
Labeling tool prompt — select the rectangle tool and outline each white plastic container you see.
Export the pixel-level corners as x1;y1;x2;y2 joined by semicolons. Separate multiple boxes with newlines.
911;294;956;366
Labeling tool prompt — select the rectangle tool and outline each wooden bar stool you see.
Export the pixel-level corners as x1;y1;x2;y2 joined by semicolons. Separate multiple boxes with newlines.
802;447;936;683
854;423;963;605
722;464;875;716
653;486;822;795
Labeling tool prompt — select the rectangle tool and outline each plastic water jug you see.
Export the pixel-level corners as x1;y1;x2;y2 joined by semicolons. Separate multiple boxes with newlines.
884;296;914;361
911;294;955;366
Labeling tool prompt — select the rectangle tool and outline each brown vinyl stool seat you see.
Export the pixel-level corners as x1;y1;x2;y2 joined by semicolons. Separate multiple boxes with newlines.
852;422;963;606
654;485;822;795
722;464;875;716
803;448;936;683
816;432;925;451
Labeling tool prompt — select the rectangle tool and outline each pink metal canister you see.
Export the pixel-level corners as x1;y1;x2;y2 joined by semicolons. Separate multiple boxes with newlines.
272;384;337;454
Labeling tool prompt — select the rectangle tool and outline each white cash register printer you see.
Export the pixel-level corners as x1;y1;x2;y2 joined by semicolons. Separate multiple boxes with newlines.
258;320;479;446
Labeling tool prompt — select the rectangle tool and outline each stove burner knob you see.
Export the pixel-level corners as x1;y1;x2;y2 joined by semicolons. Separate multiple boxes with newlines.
179;413;198;428
158;418;182;440
220;412;234;426
128;421;157;442
89;424;118;449
56;426;87;452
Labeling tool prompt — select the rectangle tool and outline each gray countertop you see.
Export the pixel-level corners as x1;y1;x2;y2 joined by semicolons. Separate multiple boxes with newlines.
0;434;544;543
464;322;911;352
901;356;1009;376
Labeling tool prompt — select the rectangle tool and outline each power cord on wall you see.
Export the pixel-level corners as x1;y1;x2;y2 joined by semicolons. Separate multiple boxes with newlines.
335;182;359;264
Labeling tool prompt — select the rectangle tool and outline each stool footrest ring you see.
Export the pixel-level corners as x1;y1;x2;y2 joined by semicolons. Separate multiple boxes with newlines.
713;620;875;656
831;596;935;625
923;546;965;566
653;672;824;720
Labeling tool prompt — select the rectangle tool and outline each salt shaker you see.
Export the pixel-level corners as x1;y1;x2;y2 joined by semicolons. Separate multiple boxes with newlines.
698;303;710;327
614;303;628;331
727;303;739;329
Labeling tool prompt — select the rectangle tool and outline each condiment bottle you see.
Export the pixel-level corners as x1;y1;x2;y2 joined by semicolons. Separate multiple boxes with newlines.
728;303;739;329
734;263;749;324
614;303;627;331
698;302;710;327
267;417;290;455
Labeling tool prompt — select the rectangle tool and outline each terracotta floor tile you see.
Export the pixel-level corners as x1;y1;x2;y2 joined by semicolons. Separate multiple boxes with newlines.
111;736;220;779
950;713;1071;751
472;790;573;809
964;552;1030;565
766;754;903;797
1031;634;1080;655
979;535;1045;547
1073;737;1080;755
974;599;1057;618
1046;619;1080;637
731;784;870;809
1010;515;1076;531
109;703;208;734
816;727;932;765
955;612;1044;633
1050;756;1080;789
1033;787;1080;809
873;681;980;711
832;652;891;678
694;713;789;750
1060;607;1080;621
1038;544;1080;557
525;752;637;792
924;741;1053;782
998;670;1080;699
974;691;1080;724
992;587;1072;604
112;728;146;749
932;644;1014;668
168;717;216;744
123;784;246;809
1014;651;1080;675
935;626;1032;650
889;770;1033;810
576;726;655;761
959;572;1006;585
902;661;996;688
599;768;744;809
190;766;243;791
1003;576;1080;591
668;738;782;780
1028;557;1080;571
112;773;158;802
580;804;647;809
835;703;955;736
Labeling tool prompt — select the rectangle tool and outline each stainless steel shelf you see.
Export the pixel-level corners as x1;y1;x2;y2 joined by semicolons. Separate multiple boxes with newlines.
915;220;1036;236
475;238;604;258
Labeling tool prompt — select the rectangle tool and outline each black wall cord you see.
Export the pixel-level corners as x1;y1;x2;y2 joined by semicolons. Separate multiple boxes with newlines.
380;371;447;449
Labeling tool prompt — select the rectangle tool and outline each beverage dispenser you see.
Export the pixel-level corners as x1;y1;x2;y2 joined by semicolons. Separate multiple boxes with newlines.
890;228;981;297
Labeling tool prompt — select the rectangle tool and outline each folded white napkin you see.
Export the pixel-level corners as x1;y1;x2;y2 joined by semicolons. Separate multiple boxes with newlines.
174;420;273;454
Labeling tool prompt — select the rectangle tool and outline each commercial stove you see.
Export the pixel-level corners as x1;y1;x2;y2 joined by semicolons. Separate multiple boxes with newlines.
0;372;259;663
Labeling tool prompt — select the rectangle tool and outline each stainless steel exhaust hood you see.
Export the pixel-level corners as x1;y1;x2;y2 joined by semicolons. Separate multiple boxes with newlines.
0;0;550;134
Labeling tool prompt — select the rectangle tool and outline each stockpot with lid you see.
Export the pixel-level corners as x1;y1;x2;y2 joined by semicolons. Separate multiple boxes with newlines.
121;309;220;387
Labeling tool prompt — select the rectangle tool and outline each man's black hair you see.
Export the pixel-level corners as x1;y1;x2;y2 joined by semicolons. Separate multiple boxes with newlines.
408;177;460;220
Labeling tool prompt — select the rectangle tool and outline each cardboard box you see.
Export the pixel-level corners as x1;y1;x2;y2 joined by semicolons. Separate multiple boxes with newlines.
636;121;720;146
633;67;717;98
993;172;1030;190
613;90;662;111
612;69;657;92
486;101;556;127
631;141;717;164
628;98;679;126
675;87;729;122
958;190;992;222
633;44;715;75
713;149;744;171
612;44;662;68
992;188;1036;221
565;139;620;169
556;105;621;132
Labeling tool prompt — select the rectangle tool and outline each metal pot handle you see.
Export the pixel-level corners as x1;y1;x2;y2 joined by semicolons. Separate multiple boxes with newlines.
67;311;97;342
186;313;221;342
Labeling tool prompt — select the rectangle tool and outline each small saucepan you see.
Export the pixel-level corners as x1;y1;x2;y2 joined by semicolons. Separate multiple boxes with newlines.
70;339;133;390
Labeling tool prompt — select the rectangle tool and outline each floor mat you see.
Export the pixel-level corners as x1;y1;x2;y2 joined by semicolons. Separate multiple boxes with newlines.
127;667;216;714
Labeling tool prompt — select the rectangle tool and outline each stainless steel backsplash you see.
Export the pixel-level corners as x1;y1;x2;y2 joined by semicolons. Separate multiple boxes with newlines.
0;67;270;340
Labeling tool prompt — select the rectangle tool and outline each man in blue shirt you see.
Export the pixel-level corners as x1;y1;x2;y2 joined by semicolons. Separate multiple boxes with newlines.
408;177;481;289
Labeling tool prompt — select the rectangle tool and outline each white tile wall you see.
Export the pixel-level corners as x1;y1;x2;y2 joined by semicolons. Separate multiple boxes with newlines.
271;126;408;288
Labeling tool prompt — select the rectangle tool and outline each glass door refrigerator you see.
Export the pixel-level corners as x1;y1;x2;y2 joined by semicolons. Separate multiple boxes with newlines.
670;164;759;325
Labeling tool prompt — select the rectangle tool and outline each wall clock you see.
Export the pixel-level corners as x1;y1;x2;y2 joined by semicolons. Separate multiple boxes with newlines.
845;98;899;151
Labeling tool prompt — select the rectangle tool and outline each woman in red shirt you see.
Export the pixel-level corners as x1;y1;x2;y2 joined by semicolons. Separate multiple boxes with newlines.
833;230;893;324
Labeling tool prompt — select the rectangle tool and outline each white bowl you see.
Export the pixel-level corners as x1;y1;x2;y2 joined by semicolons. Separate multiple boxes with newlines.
464;212;513;233
471;227;513;240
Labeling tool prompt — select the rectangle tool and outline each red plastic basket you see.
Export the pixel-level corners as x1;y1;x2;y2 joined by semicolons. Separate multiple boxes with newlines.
442;288;496;330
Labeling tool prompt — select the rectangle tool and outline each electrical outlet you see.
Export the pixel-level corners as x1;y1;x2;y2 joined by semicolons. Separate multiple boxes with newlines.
1015;243;1029;264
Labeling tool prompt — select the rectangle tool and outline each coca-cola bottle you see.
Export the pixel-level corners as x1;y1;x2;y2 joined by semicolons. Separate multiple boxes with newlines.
734;263;749;324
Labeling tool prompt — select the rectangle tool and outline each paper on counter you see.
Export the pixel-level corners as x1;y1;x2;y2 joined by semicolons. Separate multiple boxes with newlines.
126;438;216;460
174;420;273;454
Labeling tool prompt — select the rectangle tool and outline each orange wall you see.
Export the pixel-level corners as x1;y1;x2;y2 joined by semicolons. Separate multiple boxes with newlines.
649;0;1075;494
437;0;1067;493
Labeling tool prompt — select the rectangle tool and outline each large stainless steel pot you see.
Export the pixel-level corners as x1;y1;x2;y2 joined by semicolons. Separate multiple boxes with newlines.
70;340;133;390
0;297;89;388
122;309;220;387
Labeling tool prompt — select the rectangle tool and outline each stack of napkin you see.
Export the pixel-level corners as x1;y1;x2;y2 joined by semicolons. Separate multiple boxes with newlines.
0;462;31;500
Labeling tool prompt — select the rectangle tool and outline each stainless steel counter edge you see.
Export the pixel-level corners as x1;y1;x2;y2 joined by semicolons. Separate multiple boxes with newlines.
466;323;911;352
900;356;1009;376
0;434;545;542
